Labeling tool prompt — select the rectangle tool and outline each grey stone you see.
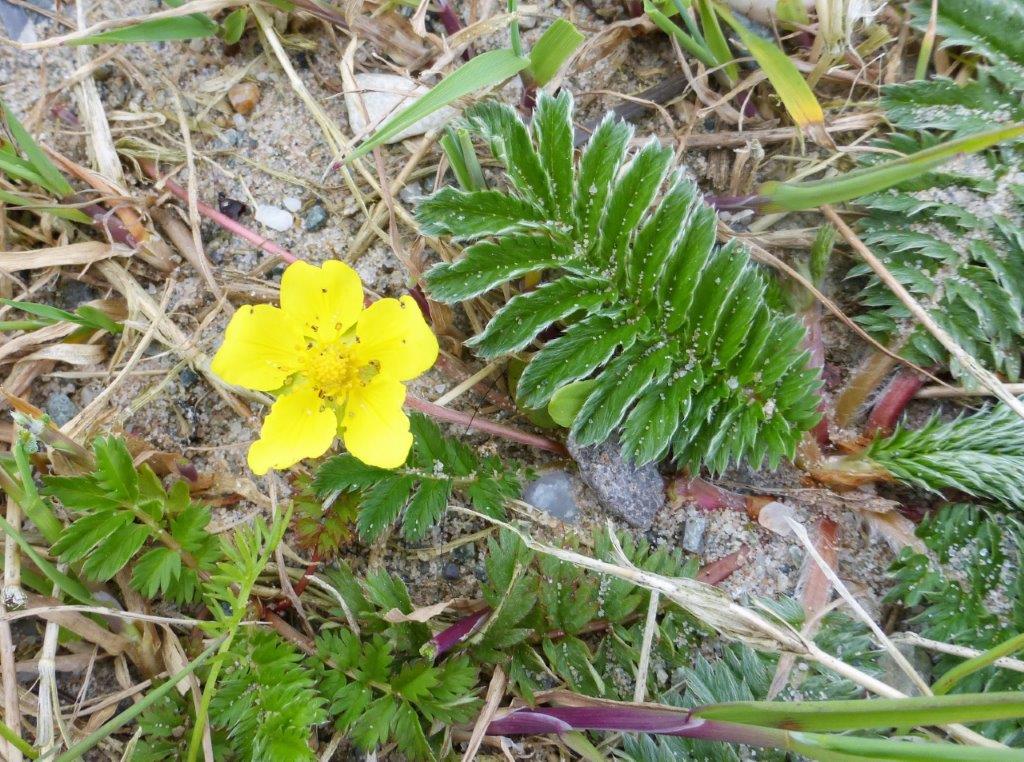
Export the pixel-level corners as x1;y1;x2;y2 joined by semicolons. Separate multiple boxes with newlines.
441;562;460;581
303;204;329;232
213;128;241;149
179;368;200;388
567;436;664;529
681;516;708;555
522;470;578;522
44;392;78;426
398;181;422;205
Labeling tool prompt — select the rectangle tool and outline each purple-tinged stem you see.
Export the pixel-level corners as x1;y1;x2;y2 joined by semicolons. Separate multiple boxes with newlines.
865;368;925;437
436;0;464;35
423;608;490;659
802;304;831;447
704;193;765;213
485;707;785;748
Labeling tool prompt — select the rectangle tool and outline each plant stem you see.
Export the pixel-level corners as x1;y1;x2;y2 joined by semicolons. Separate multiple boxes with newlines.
11;434;61;544
865;368;926;437
507;0;523;58
55;637;224;762
933;631;1024;696
0;719;35;759
833;349;896;431
667;476;770;519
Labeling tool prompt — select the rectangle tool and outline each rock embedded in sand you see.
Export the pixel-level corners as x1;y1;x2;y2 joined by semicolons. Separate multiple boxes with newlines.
345;72;457;143
522;470;578;522
255;204;293;232
567;436;665;529
228;82;260;115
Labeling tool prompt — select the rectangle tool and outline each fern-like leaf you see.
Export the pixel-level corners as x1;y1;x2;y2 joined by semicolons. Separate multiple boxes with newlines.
418;92;820;472
853;401;1024;507
856;0;1024;381
313;414;520;541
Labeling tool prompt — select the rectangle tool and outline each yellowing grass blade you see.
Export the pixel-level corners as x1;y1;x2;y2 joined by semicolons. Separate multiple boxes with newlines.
715;4;830;147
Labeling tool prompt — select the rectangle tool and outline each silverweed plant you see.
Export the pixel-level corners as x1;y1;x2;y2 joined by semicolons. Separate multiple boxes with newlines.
417;92;822;473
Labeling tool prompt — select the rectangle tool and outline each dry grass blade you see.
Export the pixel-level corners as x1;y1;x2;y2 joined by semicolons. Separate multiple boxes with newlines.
824;205;1024;422
0;242;130;272
462;665;506;762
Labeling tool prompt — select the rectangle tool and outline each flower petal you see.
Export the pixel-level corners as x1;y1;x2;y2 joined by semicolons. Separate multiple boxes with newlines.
280;260;363;342
354;296;439;381
247;383;338;475
341;374;412;469
211;304;304;391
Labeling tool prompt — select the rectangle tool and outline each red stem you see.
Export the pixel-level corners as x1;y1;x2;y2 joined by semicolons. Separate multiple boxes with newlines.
669;476;748;512
139;160;298;263
802;305;830;447
865;368;925;437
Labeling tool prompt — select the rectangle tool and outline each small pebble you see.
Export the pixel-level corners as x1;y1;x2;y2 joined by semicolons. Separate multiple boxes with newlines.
232;113;247;131
283;196;302;213
228;81;260;115
179;368;200;388
682;516;708;555
213;128;240;149
303;204;328;232
567;435;665;529
441;562;460;581
255;204;293;232
217;193;247;220
45;392;78;426
522;470;578;522
398;181;422;205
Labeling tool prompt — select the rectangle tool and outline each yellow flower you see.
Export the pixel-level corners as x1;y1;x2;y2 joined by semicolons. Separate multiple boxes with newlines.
211;260;438;474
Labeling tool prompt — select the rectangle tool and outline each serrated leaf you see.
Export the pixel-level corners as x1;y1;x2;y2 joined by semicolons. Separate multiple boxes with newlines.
416;187;550;239
314;454;391;496
574;115;632;246
356;475;414;540
466;99;553;210
424;234;572;301
402;479;452;540
532;90;575;218
468;276;607;357
131;547;183;599
92;435;139;502
600;139;673;269
83;523;150;580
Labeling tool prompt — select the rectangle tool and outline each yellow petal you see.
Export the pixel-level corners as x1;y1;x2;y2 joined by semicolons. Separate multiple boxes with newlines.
211;304;304;391
354;296;439;381
247;383;338;475
341;374;412;469
280;260;363;342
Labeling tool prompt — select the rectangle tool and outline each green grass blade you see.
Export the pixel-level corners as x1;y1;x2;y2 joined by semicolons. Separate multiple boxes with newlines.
933;631;1024;695
692;691;1024;732
527;19;584;86
696;0;737;83
55;636;224;762
645;0;718;69
0;719;36;759
346;48;530;163
220;7;248;44
716;4;823;136
0;189;92;222
0;512;96;606
761;123;1024;211
1;101;72;197
791;730;1024;761
71;15;219;45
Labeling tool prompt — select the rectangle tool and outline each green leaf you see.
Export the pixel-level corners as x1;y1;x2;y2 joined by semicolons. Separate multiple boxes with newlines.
314;454;390;495
131;547;183;599
356;476;415;540
692;691;1024;731
424;234;572;301
468;276;607;357
548;379;598;428
220;7;247;44
526;19;584;87
83;523;150;580
416;187;549;239
1;100;72;197
531;91;575;219
599;139;673;268
466;99;553;210
402;479;452;540
574;115;632;247
93;435;139;502
696;0;738;84
716;4;823;134
347;48;529;163
71;14;218;45
762;123;1024;211
518;315;637;409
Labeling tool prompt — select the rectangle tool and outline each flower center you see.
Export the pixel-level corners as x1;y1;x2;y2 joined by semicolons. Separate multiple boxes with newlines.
302;343;357;399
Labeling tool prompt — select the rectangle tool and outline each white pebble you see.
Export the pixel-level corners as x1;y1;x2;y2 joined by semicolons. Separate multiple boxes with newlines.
255;204;294;232
283;196;302;213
